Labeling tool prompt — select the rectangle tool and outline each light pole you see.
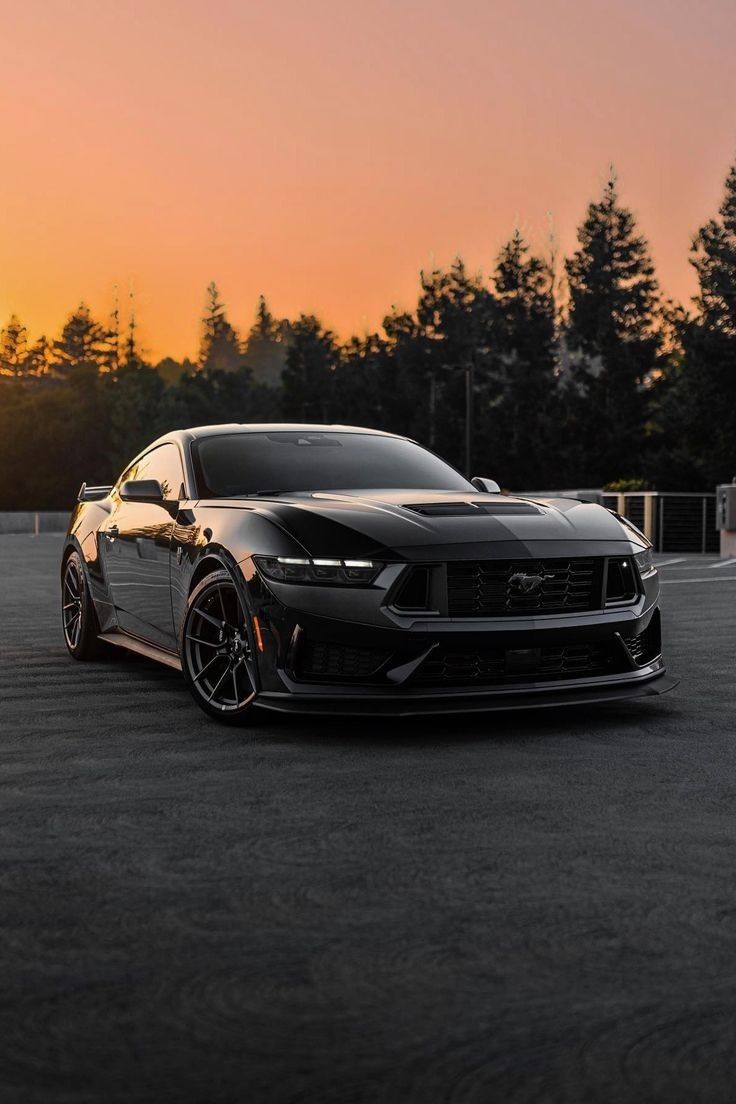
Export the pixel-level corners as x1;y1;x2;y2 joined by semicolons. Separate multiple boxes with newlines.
465;358;474;478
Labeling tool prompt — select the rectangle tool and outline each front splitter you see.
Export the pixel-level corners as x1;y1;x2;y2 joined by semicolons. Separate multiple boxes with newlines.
252;672;679;718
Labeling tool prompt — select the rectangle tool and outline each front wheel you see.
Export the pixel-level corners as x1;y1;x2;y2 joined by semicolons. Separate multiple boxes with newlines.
182;570;258;723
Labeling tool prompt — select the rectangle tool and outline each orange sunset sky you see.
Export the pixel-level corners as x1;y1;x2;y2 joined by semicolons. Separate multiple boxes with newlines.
1;0;735;361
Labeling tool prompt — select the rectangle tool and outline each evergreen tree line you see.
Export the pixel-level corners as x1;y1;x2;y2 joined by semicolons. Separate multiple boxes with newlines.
2;162;735;510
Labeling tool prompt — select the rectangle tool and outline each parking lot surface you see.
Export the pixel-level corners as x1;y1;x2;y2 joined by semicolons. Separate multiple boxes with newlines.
2;536;736;1104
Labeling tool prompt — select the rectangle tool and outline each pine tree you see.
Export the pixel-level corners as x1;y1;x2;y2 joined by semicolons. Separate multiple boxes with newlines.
243;295;289;386
478;231;558;487
123;292;142;370
691;162;736;336
281;315;337;421
198;282;243;374
51;303;115;377
565;172;662;484
24;336;50;378
251;295;280;341
108;287;121;372
332;333;393;429
0;315;28;377
654;159;736;486
414;259;494;471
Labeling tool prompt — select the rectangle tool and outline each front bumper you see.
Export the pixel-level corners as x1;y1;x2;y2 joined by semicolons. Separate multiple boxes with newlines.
245;564;677;715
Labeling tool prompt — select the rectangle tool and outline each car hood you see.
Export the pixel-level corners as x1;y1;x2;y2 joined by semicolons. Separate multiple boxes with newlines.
200;489;643;560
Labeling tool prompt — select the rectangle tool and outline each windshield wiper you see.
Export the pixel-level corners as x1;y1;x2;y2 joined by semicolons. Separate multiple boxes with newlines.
250;489;291;497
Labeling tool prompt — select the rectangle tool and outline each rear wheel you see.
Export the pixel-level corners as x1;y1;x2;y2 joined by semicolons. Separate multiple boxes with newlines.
62;551;107;659
182;570;258;723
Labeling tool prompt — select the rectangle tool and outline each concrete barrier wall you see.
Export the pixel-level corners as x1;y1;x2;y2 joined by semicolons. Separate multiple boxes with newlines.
0;512;69;534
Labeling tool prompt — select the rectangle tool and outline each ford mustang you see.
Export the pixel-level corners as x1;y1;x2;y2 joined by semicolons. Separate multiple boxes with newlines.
61;423;677;722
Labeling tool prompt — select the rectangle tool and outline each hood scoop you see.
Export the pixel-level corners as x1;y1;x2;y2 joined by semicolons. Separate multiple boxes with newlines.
403;501;542;517
399;501;545;516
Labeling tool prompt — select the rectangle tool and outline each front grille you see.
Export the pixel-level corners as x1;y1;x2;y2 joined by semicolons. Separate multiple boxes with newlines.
621;612;661;665
414;641;624;687
296;641;392;681
447;558;602;617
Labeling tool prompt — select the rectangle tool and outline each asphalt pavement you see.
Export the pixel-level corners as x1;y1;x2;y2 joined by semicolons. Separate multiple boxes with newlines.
2;536;736;1104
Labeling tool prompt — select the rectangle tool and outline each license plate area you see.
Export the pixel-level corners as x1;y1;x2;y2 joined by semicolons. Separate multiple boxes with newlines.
504;647;541;675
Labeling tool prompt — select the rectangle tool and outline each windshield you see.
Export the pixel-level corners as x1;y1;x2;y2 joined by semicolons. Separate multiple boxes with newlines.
192;431;473;497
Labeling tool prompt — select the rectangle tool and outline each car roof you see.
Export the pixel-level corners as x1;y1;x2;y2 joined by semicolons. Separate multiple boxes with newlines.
148;423;408;449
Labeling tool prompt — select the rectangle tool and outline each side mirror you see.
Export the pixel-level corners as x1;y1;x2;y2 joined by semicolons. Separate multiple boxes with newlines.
119;478;164;502
471;476;501;494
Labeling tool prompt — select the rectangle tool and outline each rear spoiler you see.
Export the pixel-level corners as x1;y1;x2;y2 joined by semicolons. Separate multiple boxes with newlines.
78;482;113;502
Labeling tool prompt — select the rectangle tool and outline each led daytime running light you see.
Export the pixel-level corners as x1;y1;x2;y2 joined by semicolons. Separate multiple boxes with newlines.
255;555;381;587
275;556;374;569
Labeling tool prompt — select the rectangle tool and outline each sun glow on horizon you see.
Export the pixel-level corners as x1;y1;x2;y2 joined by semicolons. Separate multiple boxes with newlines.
1;0;735;360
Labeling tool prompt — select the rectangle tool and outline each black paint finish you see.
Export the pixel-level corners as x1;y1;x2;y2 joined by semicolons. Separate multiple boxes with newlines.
62;423;674;716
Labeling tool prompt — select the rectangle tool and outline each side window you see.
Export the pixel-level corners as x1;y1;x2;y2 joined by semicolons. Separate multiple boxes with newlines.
118;445;185;502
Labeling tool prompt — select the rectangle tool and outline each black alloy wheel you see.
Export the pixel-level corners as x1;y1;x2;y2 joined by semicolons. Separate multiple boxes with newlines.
62;551;107;659
182;569;258;722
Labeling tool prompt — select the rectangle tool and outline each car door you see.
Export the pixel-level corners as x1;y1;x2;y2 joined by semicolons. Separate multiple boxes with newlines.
99;443;186;650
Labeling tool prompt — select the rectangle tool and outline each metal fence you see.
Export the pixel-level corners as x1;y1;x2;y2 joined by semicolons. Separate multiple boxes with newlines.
520;490;719;554
600;492;719;554
0;512;69;535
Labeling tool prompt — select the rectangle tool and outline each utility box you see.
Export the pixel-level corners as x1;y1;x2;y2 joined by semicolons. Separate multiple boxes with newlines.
716;483;736;557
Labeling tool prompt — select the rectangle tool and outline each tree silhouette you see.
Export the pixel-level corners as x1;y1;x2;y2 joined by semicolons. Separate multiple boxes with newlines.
4;157;736;508
198;282;243;374
565;172;662;483
655;159;736;486
25;336;50;378
691;162;736;337
282;315;337;422
243;295;290;386
52;303;115;377
121;289;142;370
478;231;558;487
0;315;29;377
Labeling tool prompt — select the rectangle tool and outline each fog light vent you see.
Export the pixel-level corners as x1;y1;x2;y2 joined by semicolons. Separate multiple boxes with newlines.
393;567;431;610
606;558;638;605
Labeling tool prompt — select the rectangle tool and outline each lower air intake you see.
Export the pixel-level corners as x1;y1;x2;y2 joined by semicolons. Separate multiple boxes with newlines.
414;640;624;687
296;640;392;681
621;611;661;665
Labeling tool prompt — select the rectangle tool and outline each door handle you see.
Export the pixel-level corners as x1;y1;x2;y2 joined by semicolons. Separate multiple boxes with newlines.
106;525;119;540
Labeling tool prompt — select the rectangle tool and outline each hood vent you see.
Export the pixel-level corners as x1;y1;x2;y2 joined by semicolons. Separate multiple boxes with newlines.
403;501;542;517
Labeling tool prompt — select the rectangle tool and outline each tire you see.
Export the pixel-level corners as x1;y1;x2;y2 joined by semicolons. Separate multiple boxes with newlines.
181;569;258;724
61;550;108;660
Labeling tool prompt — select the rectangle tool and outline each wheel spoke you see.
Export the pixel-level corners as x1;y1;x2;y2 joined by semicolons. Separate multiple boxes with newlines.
218;585;228;623
191;653;221;685
63;601;78;612
207;661;232;703
186;633;220;649
195;607;225;632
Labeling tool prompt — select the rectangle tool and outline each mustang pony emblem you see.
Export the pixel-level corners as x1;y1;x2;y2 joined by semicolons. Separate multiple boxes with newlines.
508;571;555;595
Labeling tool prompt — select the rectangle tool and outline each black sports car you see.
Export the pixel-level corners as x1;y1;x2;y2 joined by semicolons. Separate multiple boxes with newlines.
61;423;677;722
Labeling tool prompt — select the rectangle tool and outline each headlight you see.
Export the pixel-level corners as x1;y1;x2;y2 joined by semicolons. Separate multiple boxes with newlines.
633;548;656;579
254;555;382;586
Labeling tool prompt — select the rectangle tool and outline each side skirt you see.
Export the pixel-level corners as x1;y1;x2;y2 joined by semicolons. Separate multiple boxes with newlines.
98;630;183;672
